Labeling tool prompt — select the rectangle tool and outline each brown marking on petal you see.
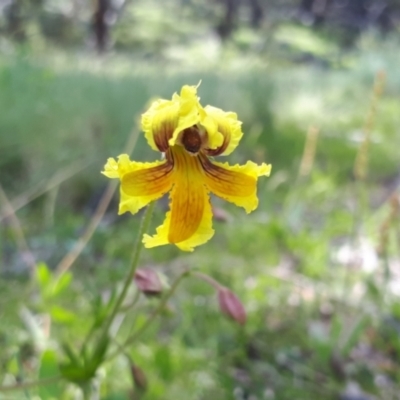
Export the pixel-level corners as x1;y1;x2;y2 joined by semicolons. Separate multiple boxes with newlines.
181;127;202;154
168;181;205;244
154;135;168;152
153;120;175;152
167;146;206;243
200;155;256;197
122;161;173;196
204;125;229;156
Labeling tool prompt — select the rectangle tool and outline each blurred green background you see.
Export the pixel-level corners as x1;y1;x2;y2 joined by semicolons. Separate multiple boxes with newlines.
1;0;400;399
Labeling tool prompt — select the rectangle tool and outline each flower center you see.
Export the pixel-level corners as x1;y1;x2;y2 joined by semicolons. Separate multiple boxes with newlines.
181;126;203;154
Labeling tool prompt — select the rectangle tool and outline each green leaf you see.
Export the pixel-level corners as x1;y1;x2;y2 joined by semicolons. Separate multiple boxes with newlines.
59;363;94;384
52;272;72;297
7;356;19;375
90;334;109;368
38;349;61;400
36;263;51;290
92;289;117;329
154;346;172;381
50;306;76;324
60;341;97;385
60;335;106;385
104;288;118;314
341;315;369;357
61;342;81;366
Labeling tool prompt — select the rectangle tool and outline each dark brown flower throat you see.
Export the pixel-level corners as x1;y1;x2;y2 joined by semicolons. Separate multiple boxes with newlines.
181;126;202;154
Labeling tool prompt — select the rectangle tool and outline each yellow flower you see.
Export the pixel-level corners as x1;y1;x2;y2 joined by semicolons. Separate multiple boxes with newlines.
102;84;271;251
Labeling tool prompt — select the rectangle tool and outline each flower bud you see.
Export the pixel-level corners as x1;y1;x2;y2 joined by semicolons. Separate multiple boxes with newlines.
130;364;148;392
212;206;231;222
218;287;247;325
134;268;163;296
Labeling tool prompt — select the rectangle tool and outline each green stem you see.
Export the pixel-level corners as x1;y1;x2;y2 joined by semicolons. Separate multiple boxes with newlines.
16;351;31;399
80;323;97;357
94;202;155;352
106;269;190;362
119;289;141;313
81;382;92;400
192;271;223;290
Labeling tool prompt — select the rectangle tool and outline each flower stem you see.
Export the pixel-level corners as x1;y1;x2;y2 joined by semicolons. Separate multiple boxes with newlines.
94;202;155;353
192;271;224;290
106;269;190;362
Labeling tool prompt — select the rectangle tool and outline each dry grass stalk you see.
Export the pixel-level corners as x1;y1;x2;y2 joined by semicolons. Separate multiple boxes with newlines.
0;161;89;223
377;194;400;255
354;70;386;181
55;128;140;277
0;185;36;274
299;125;320;178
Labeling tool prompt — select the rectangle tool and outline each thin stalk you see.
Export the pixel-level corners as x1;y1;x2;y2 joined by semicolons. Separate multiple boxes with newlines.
80;322;98;358
55;180;118;277
191;271;224;290
106;269;190;362
119;289;141;313
55;128;140;277
351;70;386;236
0;161;89;223
94;202;155;350
0;185;36;274
44;186;59;229
16;352;31;400
81;382;92;400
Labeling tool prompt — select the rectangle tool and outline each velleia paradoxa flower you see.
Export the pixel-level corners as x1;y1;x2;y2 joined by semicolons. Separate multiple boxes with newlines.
102;84;271;251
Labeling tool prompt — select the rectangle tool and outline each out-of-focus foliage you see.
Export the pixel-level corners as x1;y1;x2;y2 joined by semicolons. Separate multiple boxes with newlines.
1;0;400;52
1;1;400;399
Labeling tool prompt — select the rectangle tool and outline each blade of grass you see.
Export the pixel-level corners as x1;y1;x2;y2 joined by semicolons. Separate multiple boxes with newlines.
0;161;90;223
106;269;190;362
55;128;140;277
0;185;36;274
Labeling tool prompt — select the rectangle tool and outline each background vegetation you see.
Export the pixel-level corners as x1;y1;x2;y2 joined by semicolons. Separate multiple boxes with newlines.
1;0;400;399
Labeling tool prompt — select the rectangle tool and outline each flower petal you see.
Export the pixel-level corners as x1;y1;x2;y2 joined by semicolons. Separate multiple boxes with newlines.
174;199;214;251
121;161;173;197
102;157;120;178
143;146;214;251
200;113;224;150
203;105;243;156
142;85;204;152
168;177;205;244
141;99;180;152
102;154;133;178
102;155;173;215
201;156;271;213
142;186;214;252
168;85;203;147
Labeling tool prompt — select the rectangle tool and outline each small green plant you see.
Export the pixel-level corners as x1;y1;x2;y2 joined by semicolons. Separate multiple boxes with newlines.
1;83;272;399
